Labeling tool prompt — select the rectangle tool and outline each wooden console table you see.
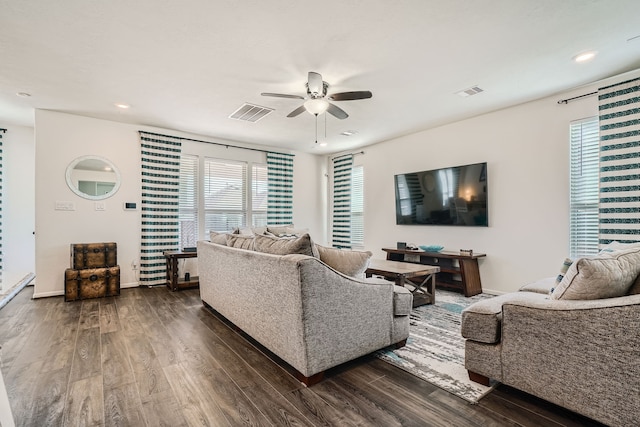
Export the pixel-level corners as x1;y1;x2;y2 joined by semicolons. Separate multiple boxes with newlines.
163;250;199;291
382;248;486;296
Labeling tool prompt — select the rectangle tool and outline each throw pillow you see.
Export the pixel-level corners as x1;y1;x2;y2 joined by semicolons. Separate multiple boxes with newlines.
226;234;255;250
316;244;373;278
599;240;640;254
253;233;315;257
266;225;308;237
550;257;573;294
550;247;640;300
209;231;229;245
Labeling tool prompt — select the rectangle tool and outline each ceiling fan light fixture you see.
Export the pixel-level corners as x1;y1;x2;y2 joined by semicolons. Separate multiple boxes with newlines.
304;98;330;115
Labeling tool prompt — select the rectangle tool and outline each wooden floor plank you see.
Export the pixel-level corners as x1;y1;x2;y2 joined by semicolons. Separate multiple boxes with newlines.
68;326;102;383
99;298;120;334
163;363;232;426
63;375;104;427
101;331;135;389
103;382;146;427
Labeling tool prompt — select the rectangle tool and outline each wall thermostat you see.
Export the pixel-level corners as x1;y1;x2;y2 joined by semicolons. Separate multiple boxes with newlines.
123;202;137;211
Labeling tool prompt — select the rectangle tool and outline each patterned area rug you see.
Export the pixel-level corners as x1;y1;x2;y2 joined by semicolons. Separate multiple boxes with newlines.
376;290;496;403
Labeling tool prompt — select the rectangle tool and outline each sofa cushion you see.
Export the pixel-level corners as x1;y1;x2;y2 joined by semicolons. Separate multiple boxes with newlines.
550;247;640;300
209;231;230;245
461;292;549;344
266;224;309;237
627;273;640;295
254;233;315;257
236;226;268;236
599;240;640;254
393;285;413;316
519;276;556;294
226;234;255;250
315;244;372;278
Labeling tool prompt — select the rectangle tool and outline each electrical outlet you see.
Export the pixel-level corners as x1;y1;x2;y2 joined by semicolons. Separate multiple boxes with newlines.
131;260;138;270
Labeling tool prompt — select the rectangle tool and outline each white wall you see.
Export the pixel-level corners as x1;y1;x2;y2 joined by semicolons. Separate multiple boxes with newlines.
2;124;35;291
343;69;640;294
34;110;324;297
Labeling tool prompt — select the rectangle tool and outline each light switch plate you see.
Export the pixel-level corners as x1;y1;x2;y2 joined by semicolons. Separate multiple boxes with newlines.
55;201;75;211
95;202;106;211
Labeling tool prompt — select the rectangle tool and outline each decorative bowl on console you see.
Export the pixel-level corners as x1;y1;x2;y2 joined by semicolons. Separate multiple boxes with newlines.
419;245;444;252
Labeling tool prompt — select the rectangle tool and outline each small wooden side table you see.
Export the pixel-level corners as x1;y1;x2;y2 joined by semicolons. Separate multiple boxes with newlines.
163;250;199;291
366;259;440;307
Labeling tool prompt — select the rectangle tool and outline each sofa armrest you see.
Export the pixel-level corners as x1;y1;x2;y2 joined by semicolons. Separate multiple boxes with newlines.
500;294;640;427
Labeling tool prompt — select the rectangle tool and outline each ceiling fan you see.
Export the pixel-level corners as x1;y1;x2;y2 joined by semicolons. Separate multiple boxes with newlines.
261;71;372;119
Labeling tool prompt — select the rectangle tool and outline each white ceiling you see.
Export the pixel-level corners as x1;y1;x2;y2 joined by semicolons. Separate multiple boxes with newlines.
2;1;640;154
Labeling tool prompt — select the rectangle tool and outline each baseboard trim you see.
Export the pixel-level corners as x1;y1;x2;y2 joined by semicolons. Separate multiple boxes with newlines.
0;273;35;310
32;281;141;299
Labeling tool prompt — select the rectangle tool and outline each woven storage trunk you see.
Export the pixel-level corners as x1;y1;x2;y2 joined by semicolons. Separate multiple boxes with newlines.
71;242;117;269
64;266;120;301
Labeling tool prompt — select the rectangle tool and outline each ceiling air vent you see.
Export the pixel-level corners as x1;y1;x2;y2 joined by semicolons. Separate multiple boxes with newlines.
456;86;484;97
229;103;274;122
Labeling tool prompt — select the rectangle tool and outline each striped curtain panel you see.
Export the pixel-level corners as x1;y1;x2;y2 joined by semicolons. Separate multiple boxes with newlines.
266;152;294;225
0;129;4;282
598;76;640;245
139;131;182;286
332;154;353;248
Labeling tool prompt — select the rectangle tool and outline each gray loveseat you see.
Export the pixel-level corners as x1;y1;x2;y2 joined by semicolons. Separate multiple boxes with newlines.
461;246;640;427
197;239;412;385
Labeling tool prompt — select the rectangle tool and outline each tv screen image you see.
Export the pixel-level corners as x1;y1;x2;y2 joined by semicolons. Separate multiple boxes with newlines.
394;162;488;226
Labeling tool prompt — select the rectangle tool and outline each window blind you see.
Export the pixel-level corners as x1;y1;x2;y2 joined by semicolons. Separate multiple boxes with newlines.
139;131;181;286
179;154;198;248
332;155;353;248
204;158;247;232
266;152;294;225
351;165;364;248
598;76;640;245
252;163;268;227
569;117;600;258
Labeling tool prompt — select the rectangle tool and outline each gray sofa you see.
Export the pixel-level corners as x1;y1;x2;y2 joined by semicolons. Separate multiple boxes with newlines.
197;239;412;385
462;274;640;427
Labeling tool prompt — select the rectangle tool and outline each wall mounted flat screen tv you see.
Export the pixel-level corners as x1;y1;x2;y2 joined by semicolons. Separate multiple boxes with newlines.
394;162;488;226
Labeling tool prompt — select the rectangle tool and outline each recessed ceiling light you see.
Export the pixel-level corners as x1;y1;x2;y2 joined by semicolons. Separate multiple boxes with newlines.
115;103;130;109
340;130;358;136
16;92;31;98
319;142;328;147
574;51;597;63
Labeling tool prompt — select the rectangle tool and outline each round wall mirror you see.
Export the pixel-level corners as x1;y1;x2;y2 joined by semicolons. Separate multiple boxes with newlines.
65;155;121;200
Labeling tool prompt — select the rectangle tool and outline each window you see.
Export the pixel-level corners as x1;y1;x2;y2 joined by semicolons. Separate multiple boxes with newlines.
204;158;247;232
179;156;266;242
351;165;364;248
569;117;600;258
179;154;198;248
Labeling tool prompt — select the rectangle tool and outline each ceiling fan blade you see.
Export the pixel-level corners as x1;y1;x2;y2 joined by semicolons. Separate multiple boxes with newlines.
327;103;348;120
307;71;324;95
261;92;305;100
328;91;373;101
287;105;307;118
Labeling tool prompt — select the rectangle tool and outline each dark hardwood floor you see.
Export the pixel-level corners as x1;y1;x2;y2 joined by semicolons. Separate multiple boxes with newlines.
0;285;605;427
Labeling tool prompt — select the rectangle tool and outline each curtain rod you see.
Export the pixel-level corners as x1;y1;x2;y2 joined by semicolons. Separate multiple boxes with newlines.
0;128;7;133
331;150;365;160
557;91;598;105
139;130;294;157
